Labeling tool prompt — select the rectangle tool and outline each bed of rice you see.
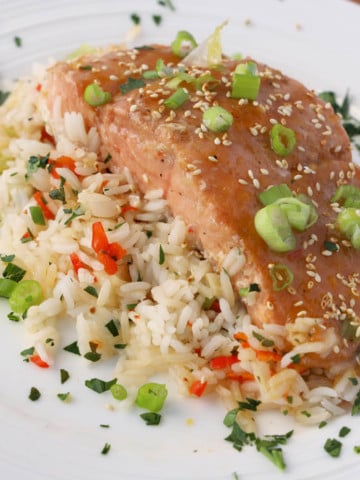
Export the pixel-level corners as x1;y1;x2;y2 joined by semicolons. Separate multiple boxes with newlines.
0;63;359;428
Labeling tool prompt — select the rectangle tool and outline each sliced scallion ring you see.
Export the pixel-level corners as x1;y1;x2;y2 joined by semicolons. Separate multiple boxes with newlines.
171;30;197;57
331;184;360;204
269;263;294;291
335;207;360;249
275;197;312;231
203;105;233;133
259;184;293;206
270;124;296;156
254;204;296;252
84;83;111;106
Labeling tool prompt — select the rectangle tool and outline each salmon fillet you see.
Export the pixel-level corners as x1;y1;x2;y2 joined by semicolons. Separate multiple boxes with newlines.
45;44;360;368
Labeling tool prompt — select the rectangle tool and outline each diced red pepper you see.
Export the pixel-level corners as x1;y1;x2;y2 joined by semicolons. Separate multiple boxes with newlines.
33;191;55;220
49;155;77;179
30;354;50;368
189;380;207;397
97;251;118;275
70;252;89;275
40;127;55;145
36;83;42;92
210;299;221;313
233;331;250;348
92;221;109;253
226;371;255;382
209;355;239;370
121;205;139;214
255;350;282;362
107;242;127;260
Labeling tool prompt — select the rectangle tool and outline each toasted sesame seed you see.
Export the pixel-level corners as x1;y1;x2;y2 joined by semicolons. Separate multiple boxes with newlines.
269;118;278;124
208;155;218;162
130;104;138;112
334;145;342;153
238;179;248;185
253;178;260;189
214;137;221;145
260;168;269;175
293;174;303;181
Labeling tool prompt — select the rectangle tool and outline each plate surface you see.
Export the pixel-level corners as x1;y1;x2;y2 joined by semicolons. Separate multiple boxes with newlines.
1;1;360;479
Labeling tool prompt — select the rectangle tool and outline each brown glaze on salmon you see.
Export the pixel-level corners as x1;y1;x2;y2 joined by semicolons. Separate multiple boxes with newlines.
45;45;360;367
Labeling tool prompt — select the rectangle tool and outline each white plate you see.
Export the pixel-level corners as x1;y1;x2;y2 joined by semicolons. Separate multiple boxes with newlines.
1;1;360;479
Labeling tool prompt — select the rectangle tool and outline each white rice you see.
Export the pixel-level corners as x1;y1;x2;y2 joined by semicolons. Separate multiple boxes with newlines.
0;65;359;428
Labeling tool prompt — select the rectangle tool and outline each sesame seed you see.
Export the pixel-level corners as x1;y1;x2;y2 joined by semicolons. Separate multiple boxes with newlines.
249;127;259;136
272;82;281;89
208;155;218;162
293;174;303;181
269;118;278;124
222;139;232;146
129;104;138;112
260;168;269;175
214;137;221;145
334;145;342;153
238;179;248;185
307;186;313;197
253;178;260;189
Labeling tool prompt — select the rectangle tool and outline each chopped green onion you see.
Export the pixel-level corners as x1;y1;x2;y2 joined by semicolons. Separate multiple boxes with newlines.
259;184;293;206
140;412;162;425
159;244;165;264
163;88;189;109
269;263;294;291
252;331;274;347
8;280;43;313
331;185;360;204
130;13;141;25
290;354;301;364
135;382;168;412
84;285;98;297
152;15;162;26
14;36;22;47
143;69;159;80
231;62;261;100
254;204;296;252
203;105;233;133
324;438;342;458
324;240;339;252
270;124;296;156
171;30;197;57
166;72;194;90
0;90;10;106
351;389;360;415
336;208;360;249
84;83;111;106
0;278;17;298
110;383;127;401
29;205;46;226
195;74;219;92
275;197;313;231
318;421;327;429
238;398;261;411
84;351;101;362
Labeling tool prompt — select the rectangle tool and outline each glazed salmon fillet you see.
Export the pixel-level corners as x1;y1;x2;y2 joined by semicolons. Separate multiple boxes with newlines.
45;44;360;367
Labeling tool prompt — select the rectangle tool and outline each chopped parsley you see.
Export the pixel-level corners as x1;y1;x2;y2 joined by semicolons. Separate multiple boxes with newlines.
130;13;141;25
29;386;41;401
114;343;127;349
351;389;360;416
252;331;274;348
8;312;21;322
318;90;360;152
354;446;360;454
348;377;359;386
318;421;327;429
63;341;81;355
84;285;98;297
119;77;145;94
324;438;342;458
140;412;162;425
101;443;111;455
290;353;301;364
152;14;162;26
339;426;351;438
60;368;70;384
49;177;66;203
14;36;22;47
0;254;15;262
20;346;35;361
237;398;261;412
105;319;119;337
158;0;175;10
2;262;26;282
84;351;101;362
85;377;117;394
159;244;165;265
324;240;339;252
57;392;71;402
27;153;50;174
0;90;10;106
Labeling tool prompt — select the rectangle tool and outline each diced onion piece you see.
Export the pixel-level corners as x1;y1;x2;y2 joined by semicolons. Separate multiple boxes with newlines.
259;184;293;206
203;105;233;133
254;204;296;252
270;124;296;156
163;88;189;109
171;30;197;57
84;83;111;106
269;263;294;291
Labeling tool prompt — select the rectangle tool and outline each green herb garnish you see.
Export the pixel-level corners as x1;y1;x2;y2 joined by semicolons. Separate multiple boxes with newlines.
14;36;22;47
63;341;81;355
130;13;141;25
84;285;98;297
339;426;351;438
60;368;70;384
101;443;111;455
2;262;26;282
252;331;274;348
105;319;119;337
140;412;162;425
324;438;342;458
29;386;41;401
57;392;71;402
238;398;261;412
351;389;360;415
119;77;145;94
159;245;165;265
0;90;10;106
85;377;117;394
